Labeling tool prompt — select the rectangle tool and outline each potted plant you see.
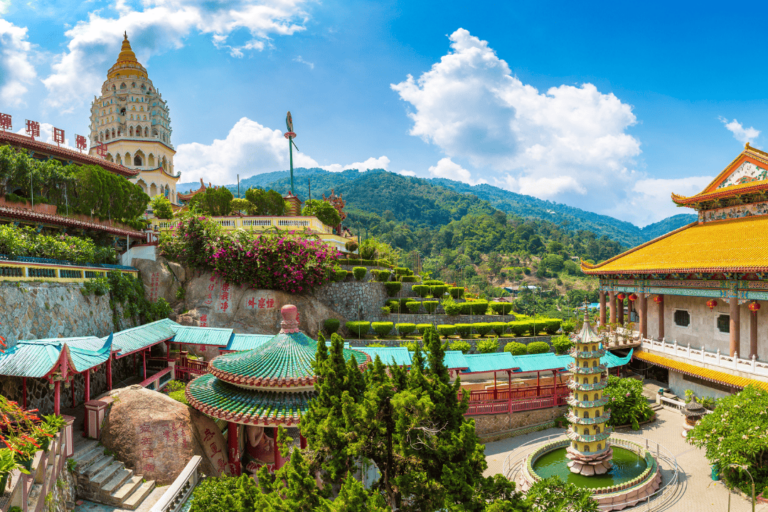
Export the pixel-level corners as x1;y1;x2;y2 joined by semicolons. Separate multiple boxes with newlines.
0;448;27;493
8;434;41;471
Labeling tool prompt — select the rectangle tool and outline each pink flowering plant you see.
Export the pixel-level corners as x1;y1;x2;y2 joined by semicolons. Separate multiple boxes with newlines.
603;375;653;430
160;215;340;293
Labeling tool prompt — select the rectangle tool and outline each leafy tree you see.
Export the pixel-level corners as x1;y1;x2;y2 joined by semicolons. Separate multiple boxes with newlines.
189;186;233;216
150;194;173;219
245;187;286;215
603;375;654;430
550;335;573;355
524;476;598;511
540;254;564;272
229;198;251;214
303;199;342;228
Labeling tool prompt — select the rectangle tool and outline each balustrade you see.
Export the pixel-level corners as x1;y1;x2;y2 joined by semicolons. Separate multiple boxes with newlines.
641;338;768;377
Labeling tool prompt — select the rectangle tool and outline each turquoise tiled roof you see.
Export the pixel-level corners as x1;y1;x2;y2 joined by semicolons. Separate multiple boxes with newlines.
359;347;412;367
443;350;469;370
108;318;178;356
462;352;518;373
185;373;312;426
0;335;112;377
225;334;273;352
172;326;234;347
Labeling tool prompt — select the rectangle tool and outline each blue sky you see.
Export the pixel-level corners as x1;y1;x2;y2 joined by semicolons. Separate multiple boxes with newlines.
1;0;766;226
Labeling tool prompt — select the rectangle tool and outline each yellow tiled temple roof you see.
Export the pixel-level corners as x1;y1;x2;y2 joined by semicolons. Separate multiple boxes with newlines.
673;143;768;206
635;352;768;391
581;215;768;274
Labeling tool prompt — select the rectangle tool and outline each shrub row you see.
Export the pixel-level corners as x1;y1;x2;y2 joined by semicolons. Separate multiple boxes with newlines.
503;341;551;355
411;284;449;298
337;258;393;268
384;299;439;313
444;300;489;316
507;318;562;336
449;287;465;299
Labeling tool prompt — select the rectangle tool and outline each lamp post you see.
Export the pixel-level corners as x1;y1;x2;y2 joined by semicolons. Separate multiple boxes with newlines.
284;111;298;195
726;463;755;512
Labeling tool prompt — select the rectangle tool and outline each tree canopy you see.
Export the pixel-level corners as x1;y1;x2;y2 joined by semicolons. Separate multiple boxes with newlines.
244;187;286;216
150;194;173;219
302;199;342;228
188;187;234;216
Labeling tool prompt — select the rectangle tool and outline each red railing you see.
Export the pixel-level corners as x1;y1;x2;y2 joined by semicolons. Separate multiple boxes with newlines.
463;384;570;402
465;394;569;416
175;359;210;381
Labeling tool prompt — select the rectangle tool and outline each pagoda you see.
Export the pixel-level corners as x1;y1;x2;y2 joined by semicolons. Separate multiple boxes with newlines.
185;304;370;475
565;311;613;475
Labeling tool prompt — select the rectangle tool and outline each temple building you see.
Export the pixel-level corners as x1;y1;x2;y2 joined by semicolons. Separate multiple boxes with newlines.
583;142;768;399
88;33;180;204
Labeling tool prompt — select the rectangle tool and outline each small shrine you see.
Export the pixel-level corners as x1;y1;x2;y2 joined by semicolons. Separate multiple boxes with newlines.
682;398;706;438
185;304;370;475
565;312;613;475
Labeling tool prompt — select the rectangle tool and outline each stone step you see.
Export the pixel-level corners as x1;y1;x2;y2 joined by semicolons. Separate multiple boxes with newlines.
101;467;134;495
91;460;124;490
74;446;104;471
26;483;43;511
72;440;99;460
84;454;113;478
123;480;156;510
109;475;143;506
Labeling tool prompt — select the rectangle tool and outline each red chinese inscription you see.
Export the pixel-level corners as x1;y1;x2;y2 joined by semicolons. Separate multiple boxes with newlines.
76;134;87;151
25;120;40;140
0;113;10;131
53;127;65;146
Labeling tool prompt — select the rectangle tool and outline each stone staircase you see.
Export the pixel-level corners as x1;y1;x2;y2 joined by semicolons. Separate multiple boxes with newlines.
72;440;156;510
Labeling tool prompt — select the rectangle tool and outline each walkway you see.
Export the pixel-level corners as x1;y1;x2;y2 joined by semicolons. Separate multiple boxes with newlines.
484;405;767;511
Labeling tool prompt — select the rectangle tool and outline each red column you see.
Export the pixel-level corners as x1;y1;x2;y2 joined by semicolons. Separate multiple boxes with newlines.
639;293;647;339
493;371;497;400
107;358;113;391
536;371;541;397
227;422;241;476
658;295;665;341
54;381;61;416
72;379;76;408
22;378;27;410
617;298;624;325
273;428;282;470
751;304;759;359
730;298;741;357
85;370;91;403
143;349;147;381
608;291;616;326
299;433;307;450
599;291;607;327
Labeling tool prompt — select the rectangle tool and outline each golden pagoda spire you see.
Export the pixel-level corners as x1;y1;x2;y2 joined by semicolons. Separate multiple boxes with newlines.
107;31;148;79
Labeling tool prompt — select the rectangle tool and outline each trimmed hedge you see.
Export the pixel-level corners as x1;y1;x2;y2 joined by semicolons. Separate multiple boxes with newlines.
346;321;370;336
489;322;507;336
458;301;488;315
394;267;409;276
406;301;421;313
400;275;418;282
337;258;393;268
385;299;400;312
526;341;550;354
430;285;449;298
412;285;430;298
332;270;348;282
504;342;527;355
506;318;561;336
423;280;445;286
455;323;472;337
444;302;462;316
423;301;439;313
372;322;394;337
437;325;455;338
474;323;492;337
488;302;514;315
381;306;390;315
376;270;392;282
449;340;471;354
476;337;499;354
541;318;563;335
416;323;432;335
352;267;367;281
384;282;402;297
449;287;465;299
508;321;530;336
324;318;340;334
396;323;416;336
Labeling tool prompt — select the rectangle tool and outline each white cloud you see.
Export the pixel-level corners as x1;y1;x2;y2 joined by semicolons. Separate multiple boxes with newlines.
0;19;36;107
42;0;309;111
15;122;77;149
397;170;416;177
719;117;759;145
609;175;713;227
322;156;390;173
427;157;486;185
293;55;314;69
0;0;10;15
391;28;641;216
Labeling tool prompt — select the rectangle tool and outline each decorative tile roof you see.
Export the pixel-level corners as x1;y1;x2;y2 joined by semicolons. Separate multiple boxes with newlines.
634;351;768;391
462;352;518;373
581;216;768;274
108;318;179;356
172;325;234;347
185;373;311;426
225;334;272;352
0;204;146;238
0;335;112;377
209;331;370;389
443;350;470;370
359;347;412;367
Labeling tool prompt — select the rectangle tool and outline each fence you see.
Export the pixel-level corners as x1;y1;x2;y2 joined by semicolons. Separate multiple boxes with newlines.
641;337;768;377
465;394;568;416
174;360;210;381
141;367;174;391
148;456;202;512
0;254;137;282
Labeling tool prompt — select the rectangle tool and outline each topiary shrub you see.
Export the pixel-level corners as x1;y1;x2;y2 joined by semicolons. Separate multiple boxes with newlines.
406;301;421;314
489;302;514;315
474;323;492;337
423;301;438;313
372;322;394;338
332;269;348;282
324;318;340;334
345;321;370;337
489;322;507;336
551;335;573;355
504;341;527;355
444;302;462;316
401;275;418;282
437;325;455;338
470;300;489;315
412;285;429;298
449;340;471;354
381;306;390;315
399;297;411;310
541;318;563;335
353;267;367;281
430;285;448;298
526;341;550;354
384;282;402;297
449;287;465;299
416;323;432;335
508;321;531;336
394;267;409;276
396;323;416;336
376;270;392;282
454;323;472;337
476;337;499;354
423;280;445;286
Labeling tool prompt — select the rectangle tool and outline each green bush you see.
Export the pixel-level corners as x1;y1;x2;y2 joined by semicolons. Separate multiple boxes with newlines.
366;342;386;347
396;323;416;336
541;318;563;335
416;323;432;335
394;267;409;276
561;320;576;334
324;318;340;334
444;302;462;316
504;342;527;355
381;306;390;315
454;324;472;337
604;375;654;430
449;340;471;354
437;325;455;338
423;280;445;286
352;267;367;281
488;302;514;315
508;321;531;336
384;282;402;297
470;300;489;315
489;322;507;336
400;340;420;351
345;321;370;337
449;287;465;299
430;285;449;298
476;337;499;354
412;285;429;298
551;335;573;355
406;301;421;313
376;270;392;282
372;322;394;338
400;275;418;282
386;299;400;312
165;380;186;392
169;390;188;405
473;323;492;337
301;199;341;227
526;341;550;354
423;301;438;313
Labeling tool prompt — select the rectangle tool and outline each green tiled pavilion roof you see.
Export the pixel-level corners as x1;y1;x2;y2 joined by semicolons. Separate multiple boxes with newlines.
106;318;179;356
0;335;112;377
209;331;370;389
186;373;312;426
172;325;234;347
225;334;272;352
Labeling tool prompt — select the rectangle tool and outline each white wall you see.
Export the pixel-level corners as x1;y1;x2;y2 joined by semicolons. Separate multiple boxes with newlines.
668;370;732;401
122;245;157;266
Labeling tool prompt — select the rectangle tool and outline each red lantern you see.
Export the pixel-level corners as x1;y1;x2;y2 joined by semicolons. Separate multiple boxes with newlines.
628;293;637;302
749;301;761;312
653;295;663;304
706;299;718;310
617;293;626;301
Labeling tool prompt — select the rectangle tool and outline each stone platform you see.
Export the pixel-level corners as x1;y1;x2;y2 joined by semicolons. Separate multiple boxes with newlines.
566;446;614;475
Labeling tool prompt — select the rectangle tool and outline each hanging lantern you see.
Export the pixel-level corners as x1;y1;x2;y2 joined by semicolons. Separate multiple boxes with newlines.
749;301;761;312
706;299;718;310
628;293;638;302
653;295;663;304
617;293;626;301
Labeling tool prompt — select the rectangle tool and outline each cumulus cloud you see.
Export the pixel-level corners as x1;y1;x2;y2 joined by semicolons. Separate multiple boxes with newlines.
428;157;481;184
0;19;36;107
609;176;713;227
42;0;309;111
293;55;314;69
397;170;416;177
15;122;77;149
720;117;760;145
392;28;641;216
322;156;390;173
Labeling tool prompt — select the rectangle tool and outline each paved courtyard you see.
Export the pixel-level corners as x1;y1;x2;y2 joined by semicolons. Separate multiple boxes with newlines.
484;405;768;511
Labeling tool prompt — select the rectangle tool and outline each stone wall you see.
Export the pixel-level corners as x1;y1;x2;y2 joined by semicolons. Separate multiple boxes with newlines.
471;405;568;436
312;282;389;323
368;313;520;325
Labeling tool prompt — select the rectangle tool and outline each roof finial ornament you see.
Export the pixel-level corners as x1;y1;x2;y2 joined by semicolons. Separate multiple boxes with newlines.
746;141;751;149
583;299;590;322
124;31;128;40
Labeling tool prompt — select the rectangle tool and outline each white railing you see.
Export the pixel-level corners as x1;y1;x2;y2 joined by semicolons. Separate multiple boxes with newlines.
149;455;202;512
641;338;768;377
151;216;334;234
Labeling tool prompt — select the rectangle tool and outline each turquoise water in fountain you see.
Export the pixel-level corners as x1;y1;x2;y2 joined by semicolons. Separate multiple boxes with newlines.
532;446;647;489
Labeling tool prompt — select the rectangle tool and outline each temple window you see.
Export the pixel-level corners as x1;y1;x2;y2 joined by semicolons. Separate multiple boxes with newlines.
134;155;142;166
583;411;589;418
593;393;598;400
593;376;598;383
674;310;690;327
120;83;126;89
717;314;730;333
597;444;602;450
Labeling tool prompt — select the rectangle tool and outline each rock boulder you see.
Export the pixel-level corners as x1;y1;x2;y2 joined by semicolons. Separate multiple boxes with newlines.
132;257;185;306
